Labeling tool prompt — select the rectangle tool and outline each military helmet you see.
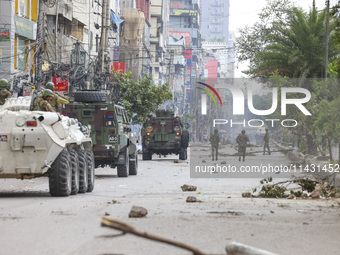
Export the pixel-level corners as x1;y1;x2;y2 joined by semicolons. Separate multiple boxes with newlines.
241;130;246;134
42;89;54;97
0;79;8;88
45;82;55;91
214;129;218;133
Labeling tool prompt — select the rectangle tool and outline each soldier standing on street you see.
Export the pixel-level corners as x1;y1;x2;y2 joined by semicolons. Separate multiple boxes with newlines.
263;128;271;155
36;89;56;112
209;129;220;161
236;130;249;162
0;79;12;105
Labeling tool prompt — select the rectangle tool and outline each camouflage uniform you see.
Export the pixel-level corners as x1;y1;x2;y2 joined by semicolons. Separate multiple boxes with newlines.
36;97;55;112
209;129;220;161
263;129;271;155
33;91;62;111
236;130;249;162
0;89;11;105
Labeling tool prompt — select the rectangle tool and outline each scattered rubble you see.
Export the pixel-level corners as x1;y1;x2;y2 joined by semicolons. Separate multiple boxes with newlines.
128;206;148;218
173;160;183;163
186;196;200;203
181;184;197;191
242;192;252;198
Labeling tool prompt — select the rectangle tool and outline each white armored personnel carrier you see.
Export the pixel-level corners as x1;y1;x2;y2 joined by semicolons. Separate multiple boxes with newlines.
0;96;94;196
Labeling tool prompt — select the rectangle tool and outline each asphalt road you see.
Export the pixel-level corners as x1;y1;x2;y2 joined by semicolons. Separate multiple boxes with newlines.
0;145;339;255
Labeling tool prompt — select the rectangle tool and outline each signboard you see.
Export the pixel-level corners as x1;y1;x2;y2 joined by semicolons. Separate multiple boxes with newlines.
53;71;69;92
14;15;37;40
184;49;192;59
71;50;86;67
171;2;184;9
169;31;190;48
0;29;10;41
113;46;120;61
111;62;125;73
170;9;197;16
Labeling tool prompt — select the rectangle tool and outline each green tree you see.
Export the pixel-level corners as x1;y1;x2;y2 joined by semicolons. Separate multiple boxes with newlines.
109;71;172;123
236;1;338;78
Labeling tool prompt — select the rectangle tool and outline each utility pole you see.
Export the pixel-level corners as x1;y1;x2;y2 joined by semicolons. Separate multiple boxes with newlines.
35;0;45;90
169;50;175;103
325;0;330;79
97;0;107;73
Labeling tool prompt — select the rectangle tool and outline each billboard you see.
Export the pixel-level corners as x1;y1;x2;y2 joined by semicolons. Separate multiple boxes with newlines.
53;71;69;92
170;9;197;16
169;31;190;48
111;62;126;73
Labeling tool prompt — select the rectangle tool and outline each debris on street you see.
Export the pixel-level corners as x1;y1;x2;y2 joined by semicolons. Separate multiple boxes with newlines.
181;184;197;191
186;196;202;203
128;206;148;218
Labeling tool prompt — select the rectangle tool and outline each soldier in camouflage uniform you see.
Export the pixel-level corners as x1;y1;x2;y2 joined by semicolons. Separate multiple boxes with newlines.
236;130;249;162
209;129;220;161
0;79;11;105
33;82;62;112
263;128;271;155
36;89;55;112
45;82;62;112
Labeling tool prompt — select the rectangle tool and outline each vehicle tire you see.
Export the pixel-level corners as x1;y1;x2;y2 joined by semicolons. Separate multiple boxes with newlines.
85;149;95;192
117;148;129;177
49;149;72;197
179;148;187;160
181;130;189;148
74;91;107;103
69;149;79;195
142;151;152;160
77;149;88;193
129;151;138;175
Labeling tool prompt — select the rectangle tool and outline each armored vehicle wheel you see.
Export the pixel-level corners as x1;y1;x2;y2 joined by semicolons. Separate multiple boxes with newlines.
179;148;187;160
181;130;189;148
49;149;72;197
129;152;138;175
69;149;80;195
77;149;88;193
142;151;152;160
85;149;95;192
117;148;129;177
74;91;107;103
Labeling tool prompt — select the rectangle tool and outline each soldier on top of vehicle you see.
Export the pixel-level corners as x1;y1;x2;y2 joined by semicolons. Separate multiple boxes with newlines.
0;79;12;105
36;89;56;112
33;82;62;112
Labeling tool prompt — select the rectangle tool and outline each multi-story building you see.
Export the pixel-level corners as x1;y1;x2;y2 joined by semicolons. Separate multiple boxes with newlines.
201;0;229;42
168;0;201;111
0;0;38;81
119;0;151;81
150;0;170;86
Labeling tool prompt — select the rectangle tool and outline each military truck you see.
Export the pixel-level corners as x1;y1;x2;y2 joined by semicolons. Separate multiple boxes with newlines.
63;91;138;177
0;96;94;197
141;109;189;160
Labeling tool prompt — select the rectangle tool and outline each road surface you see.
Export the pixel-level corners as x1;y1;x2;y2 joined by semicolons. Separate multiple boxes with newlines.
0;144;339;255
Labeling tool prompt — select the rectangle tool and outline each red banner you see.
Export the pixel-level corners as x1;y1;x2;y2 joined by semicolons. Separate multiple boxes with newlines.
111;62;125;73
53;71;69;92
184;49;192;59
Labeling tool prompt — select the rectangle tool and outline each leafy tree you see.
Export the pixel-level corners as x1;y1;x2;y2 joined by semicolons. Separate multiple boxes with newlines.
236;0;338;78
109;71;172;123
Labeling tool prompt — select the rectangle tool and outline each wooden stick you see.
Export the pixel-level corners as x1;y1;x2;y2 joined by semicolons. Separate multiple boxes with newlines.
101;217;206;255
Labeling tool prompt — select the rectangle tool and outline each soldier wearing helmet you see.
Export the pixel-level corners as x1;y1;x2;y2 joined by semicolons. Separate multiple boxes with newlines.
36;89;55;112
33;82;62;112
236;129;249;162
0;79;12;105
209;129;220;161
44;82;62;112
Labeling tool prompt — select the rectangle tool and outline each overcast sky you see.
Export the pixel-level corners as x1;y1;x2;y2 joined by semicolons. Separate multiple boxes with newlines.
229;0;337;77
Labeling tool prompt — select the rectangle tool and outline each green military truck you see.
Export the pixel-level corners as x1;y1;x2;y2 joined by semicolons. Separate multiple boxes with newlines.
63;91;138;177
141;109;189;160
